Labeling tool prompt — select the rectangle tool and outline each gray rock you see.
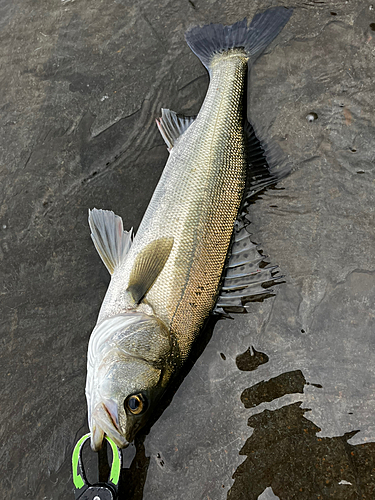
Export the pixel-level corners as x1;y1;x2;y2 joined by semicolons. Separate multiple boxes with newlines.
258;487;280;500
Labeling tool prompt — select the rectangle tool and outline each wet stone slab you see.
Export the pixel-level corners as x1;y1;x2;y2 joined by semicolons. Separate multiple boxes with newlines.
0;0;374;499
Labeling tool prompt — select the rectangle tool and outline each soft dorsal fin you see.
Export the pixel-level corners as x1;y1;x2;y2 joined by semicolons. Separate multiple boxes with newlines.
243;120;290;200
156;108;196;151
88;208;133;274
127;237;174;303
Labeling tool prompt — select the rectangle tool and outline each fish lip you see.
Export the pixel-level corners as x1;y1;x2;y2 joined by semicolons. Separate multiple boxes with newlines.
101;402;129;448
90;402;129;450
103;400;120;431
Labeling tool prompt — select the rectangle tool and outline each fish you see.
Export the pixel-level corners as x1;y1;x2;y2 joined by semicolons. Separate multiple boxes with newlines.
85;6;293;451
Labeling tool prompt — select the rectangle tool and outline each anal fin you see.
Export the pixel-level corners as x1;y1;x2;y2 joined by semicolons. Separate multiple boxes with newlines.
156;109;196;151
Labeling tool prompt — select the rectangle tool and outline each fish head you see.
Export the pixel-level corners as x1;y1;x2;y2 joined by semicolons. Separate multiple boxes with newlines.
86;312;174;451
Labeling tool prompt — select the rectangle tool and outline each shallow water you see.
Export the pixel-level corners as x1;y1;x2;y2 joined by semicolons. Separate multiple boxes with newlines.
1;0;375;498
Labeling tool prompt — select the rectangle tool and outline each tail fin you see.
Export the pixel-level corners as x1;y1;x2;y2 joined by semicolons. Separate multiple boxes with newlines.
185;7;292;70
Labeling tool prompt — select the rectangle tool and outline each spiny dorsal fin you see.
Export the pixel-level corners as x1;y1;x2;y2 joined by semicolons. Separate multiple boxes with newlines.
127;237;174;303
88;208;133;274
213;225;282;314
156;108;195;151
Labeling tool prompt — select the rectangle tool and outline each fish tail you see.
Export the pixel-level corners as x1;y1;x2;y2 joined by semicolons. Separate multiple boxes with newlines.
185;7;292;70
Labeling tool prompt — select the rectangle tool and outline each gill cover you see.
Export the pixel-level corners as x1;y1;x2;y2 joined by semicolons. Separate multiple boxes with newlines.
86;312;172;450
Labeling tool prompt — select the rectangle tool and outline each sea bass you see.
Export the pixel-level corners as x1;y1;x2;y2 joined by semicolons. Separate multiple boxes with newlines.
86;7;292;450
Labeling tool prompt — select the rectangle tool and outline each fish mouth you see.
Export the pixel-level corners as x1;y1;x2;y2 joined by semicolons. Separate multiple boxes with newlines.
90;401;129;451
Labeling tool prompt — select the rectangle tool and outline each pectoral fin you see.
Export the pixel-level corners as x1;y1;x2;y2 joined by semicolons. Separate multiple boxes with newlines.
88;208;133;274
127;238;174;303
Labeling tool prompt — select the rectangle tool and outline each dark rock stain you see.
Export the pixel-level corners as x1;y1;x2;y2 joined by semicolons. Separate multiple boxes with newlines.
236;346;269;371
118;435;150;500
241;370;306;408
227;401;375;500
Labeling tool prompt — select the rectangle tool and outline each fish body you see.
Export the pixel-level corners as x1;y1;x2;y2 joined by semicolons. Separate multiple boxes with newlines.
99;51;248;357
86;7;292;450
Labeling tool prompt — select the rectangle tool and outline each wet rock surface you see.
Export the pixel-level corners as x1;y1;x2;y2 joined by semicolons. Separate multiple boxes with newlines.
1;1;374;499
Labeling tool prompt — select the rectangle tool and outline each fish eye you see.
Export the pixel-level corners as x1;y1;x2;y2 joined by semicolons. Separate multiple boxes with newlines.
125;394;147;415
